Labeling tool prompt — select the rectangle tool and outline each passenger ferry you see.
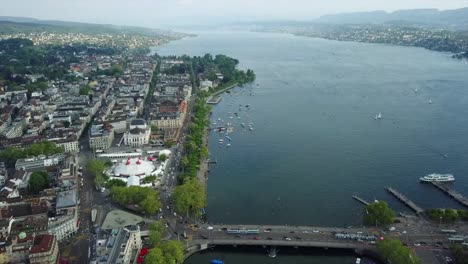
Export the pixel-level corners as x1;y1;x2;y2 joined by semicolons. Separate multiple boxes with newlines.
420;173;455;182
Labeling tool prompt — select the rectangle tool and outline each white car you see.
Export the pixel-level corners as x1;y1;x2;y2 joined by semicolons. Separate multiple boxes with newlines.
207;226;213;230
284;237;292;241
312;230;320;233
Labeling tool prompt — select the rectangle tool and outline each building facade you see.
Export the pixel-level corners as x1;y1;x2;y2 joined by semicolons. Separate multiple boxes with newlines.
89;123;114;150
123;119;151;147
28;234;60;264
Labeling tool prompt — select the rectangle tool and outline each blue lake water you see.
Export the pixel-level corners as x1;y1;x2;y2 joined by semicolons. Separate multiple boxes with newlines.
153;30;468;263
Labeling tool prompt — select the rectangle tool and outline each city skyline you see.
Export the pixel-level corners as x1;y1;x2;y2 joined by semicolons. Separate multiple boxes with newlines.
0;0;467;28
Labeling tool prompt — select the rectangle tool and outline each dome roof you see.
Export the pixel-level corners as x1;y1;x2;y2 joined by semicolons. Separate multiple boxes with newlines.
113;158;155;177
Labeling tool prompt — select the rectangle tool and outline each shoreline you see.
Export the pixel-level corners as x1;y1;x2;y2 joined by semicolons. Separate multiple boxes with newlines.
196;83;240;202
196;120;209;193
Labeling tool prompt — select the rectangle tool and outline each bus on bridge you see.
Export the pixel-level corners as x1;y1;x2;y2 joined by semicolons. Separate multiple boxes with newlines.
226;229;260;234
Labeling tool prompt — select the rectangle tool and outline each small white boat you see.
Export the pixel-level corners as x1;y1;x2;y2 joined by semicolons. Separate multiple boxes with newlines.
249;127;254;131
241;123;245;127
226;144;231;147
218;139;224;143
377;113;382;119
212;122;217;125
429;99;432;104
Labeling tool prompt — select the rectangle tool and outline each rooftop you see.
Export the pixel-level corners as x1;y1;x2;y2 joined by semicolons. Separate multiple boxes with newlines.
101;210;143;230
30;234;54;254
56;189;78;208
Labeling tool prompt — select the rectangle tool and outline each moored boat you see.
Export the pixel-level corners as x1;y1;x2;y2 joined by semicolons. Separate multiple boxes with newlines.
420;173;455;182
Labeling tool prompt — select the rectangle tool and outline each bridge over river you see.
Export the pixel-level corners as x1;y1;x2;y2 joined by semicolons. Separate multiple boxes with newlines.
175;224;450;262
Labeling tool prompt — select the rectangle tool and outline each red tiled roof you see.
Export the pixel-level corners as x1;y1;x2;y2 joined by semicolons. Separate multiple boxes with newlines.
30;234;54;254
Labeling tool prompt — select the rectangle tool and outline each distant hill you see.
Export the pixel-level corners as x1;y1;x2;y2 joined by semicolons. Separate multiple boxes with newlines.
315;8;468;29
0;16;172;36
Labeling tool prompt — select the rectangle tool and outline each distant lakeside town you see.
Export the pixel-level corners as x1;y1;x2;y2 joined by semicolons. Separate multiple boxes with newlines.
250;23;468;59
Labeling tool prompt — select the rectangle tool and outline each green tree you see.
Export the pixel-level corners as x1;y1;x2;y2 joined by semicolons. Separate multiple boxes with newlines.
444;208;459;223
144;248;165;264
106;179;126;188
0;147;27;166
160;240;184;264
109;186;161;215
28;171;49;194
148;221;165;247
450;244;468;264
180;157;189;169
200;146;209;158
159;154;167;162
139;195;161;215
87;159;106;186
172;178;206;217
458;210;468;221
377;238;420;264
79;84;91;95
363;201;395;227
141;175;157;184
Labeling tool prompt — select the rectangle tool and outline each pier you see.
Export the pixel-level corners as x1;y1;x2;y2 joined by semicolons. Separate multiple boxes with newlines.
386;187;424;215
352;195;370;206
430;182;468;208
206;95;222;104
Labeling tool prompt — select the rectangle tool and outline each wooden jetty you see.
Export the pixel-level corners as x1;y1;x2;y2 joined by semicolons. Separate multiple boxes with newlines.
352;195;370;206
386;187;424;215
430;182;468;208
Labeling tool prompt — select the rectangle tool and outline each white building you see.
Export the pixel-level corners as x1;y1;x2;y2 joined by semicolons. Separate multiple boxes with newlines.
108;157;164;187
97;225;142;264
47;209;79;242
55;136;80;153
123;119;151;147
15;154;65;170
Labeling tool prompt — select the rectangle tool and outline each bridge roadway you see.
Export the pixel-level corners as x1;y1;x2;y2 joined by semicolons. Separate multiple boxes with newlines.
179;224;449;261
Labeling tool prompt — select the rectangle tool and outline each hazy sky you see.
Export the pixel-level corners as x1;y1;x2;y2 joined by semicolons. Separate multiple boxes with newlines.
1;0;467;28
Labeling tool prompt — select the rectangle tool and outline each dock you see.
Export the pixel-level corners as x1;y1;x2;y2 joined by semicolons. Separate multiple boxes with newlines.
430;182;468;208
352;195;370;206
206;95;222;104
386;187;424;215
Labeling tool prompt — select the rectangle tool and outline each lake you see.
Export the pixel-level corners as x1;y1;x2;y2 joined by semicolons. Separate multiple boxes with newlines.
153;30;468;263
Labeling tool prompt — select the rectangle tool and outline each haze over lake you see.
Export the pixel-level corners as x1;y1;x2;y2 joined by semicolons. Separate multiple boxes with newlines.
154;30;468;225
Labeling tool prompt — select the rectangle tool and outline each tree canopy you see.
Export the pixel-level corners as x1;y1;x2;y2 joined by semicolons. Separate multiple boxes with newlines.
450;244;468;264
79;84;91;95
172;178;206;217
148;221;165;247
425;208;460;223
28;171;49;194
109;186;161;215
363;201;395;227
377;238;420;264
87;159;106;186
0;141;63;166
144;240;184;264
